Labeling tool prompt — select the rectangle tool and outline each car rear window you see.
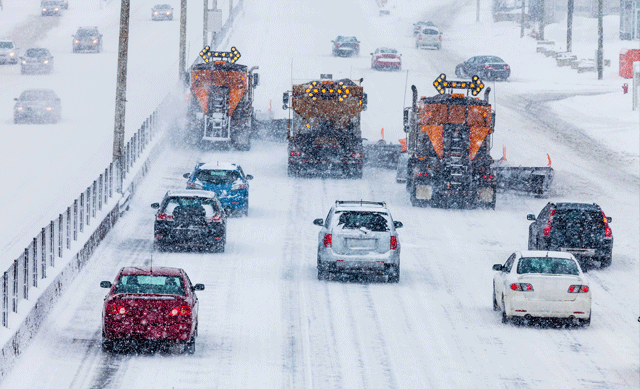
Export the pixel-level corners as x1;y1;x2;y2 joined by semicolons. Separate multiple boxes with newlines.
20;90;54;100
517;257;579;275
196;169;239;185
333;211;390;232
552;210;604;232
25;49;49;56
163;197;219;215
0;42;14;49
422;28;439;35
76;29;97;37
115;275;186;295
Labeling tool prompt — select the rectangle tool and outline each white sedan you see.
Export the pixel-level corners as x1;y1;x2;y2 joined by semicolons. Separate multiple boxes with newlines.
492;251;591;326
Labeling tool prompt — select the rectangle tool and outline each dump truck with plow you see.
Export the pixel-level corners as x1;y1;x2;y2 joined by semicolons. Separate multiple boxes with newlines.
184;46;259;150
401;73;553;208
283;75;367;177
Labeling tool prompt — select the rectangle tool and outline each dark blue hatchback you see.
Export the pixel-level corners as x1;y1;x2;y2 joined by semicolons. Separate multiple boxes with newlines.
184;162;253;216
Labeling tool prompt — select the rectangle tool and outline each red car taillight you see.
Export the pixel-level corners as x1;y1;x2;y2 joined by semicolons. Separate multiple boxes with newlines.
485;65;495;69
290;151;301;156
568;285;589;293
416;172;429;177
170;306;192;316
205;214;223;223
390;236;398;250
418;35;422;40
602;211;612;237
482;174;494;179
543;209;555;236
106;304;126;315
510;283;533;291
323;234;332;248
187;182;196;188
231;182;247;190
157;213;173;221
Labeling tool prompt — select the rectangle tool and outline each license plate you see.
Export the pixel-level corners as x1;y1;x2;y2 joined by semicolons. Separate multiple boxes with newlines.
346;238;376;250
415;185;432;200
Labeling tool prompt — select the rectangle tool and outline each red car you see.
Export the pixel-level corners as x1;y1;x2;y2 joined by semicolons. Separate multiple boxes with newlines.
100;266;204;353
370;47;402;71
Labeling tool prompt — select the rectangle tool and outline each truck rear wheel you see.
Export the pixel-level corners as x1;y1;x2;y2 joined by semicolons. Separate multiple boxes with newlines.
287;162;297;177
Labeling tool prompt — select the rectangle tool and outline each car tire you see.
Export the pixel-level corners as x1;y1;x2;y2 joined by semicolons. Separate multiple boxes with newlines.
436;44;441;50
501;297;509;324
243;199;249;217
599;253;612;268
581;314;591;327
492;284;499;311
215;240;225;253
101;335;113;353
387;264;400;283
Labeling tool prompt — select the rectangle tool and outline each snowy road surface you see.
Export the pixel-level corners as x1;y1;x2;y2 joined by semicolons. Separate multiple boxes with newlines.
0;0;638;387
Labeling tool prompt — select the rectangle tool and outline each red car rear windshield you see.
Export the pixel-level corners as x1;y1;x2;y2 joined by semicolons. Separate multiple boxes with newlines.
115;275;186;296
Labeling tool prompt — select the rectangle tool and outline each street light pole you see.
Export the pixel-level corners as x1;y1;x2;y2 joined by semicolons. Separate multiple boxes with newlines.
203;0;208;47
567;0;574;51
597;0;603;80
179;0;187;81
112;0;130;194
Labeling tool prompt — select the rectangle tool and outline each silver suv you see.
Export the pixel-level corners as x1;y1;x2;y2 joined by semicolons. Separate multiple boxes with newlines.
0;40;18;64
313;201;403;282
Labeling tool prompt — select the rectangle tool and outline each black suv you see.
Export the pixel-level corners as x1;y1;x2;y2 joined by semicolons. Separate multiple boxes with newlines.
527;202;613;267
72;27;102;53
151;190;227;252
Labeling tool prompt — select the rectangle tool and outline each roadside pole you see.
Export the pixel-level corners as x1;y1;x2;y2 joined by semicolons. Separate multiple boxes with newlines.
179;0;187;81
597;0;603;80
112;0;130;194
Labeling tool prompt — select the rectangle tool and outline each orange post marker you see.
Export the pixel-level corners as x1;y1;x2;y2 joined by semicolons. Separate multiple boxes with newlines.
547;154;552;166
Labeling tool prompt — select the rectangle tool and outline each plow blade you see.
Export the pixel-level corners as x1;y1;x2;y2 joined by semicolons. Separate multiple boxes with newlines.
493;166;554;197
364;142;402;169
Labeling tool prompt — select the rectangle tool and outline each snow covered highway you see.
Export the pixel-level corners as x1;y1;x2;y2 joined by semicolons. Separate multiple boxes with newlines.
0;0;638;387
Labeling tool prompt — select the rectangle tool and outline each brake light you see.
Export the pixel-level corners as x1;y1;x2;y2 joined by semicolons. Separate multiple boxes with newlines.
351;153;362;158
170;306;192;316
485;65;494;69
290;151;301;156
231;182;247;190
390;236;398;250
602;211;612;237
336;44;341;49
543;209;555;236
187;182;195;188
416;172;429;177
439;35;442;41
323;234;332;248
418;35;422;40
505;65;510;69
482;174;494;179
157;213;173;221
106;304;126;315
568;285;589;293
510;283;533;291
356;44;359;49
205;214;223;223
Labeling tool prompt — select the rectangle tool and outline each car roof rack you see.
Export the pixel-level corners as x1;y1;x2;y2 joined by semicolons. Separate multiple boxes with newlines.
335;200;386;208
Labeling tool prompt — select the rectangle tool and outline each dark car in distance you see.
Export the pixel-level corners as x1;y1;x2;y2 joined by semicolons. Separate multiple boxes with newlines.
455;55;511;81
527;202;613;268
20;48;54;74
72;26;102;53
331;36;360;57
41;0;62;16
152;190;227;252
100;266;204;353
13;89;61;124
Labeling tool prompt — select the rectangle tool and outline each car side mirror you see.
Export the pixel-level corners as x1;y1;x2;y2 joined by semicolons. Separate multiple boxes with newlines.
393;221;403;229
492;264;502;271
192;283;205;291
183;173;191;178
246;174;253;180
526;214;536;221
331;40;335;43
151;203;160;209
100;281;112;288
253;73;259;87
606;217;612;223
370;53;373;55
313;218;324;226
14;98;18;101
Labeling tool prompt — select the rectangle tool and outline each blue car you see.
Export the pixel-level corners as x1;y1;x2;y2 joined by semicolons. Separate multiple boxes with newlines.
184;162;253;216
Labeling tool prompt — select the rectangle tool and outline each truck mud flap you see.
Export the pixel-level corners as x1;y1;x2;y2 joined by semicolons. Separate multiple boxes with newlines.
363;143;402;169
415;185;433;200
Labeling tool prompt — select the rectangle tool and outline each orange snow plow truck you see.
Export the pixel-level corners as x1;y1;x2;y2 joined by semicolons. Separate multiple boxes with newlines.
401;73;553;209
185;46;259;150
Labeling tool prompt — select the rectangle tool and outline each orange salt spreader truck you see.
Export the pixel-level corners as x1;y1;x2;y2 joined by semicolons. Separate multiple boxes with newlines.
185;46;259;150
402;74;553;209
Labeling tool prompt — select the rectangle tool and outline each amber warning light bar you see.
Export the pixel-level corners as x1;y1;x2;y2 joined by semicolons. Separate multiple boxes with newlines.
433;73;484;96
199;46;241;63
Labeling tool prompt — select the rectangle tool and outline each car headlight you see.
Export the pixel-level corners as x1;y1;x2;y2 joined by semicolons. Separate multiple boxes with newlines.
46;107;52;111
154;11;158;15
22;60;26;64
43;8;47;11
75;40;79;43
44;60;49;64
93;39;98;44
16;107;23;111
166;12;171;15
9;52;15;57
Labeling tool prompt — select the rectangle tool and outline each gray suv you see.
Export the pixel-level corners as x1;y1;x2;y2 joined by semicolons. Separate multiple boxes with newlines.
72;27;102;53
313;201;403;282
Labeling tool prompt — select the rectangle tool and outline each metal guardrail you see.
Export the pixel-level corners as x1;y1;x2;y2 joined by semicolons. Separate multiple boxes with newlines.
1;111;158;328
